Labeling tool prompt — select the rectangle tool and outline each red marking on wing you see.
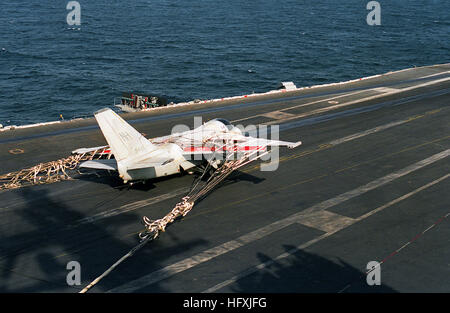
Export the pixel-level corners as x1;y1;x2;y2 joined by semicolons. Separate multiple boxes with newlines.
183;146;266;152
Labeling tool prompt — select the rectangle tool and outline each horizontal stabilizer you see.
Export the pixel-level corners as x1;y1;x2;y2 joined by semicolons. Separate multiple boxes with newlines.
79;159;118;171
287;141;302;149
127;158;174;171
72;146;109;155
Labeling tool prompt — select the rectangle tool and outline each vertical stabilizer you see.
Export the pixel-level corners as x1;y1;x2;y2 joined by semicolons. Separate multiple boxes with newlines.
94;108;155;162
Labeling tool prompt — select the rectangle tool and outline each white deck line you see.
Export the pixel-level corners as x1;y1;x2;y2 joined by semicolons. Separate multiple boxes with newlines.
204;173;450;293
107;149;450;293
2;64;448;132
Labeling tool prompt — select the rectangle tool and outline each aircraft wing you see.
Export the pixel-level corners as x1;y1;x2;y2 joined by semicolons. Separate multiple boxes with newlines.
198;132;301;148
236;137;302;149
180;137;301;158
202;132;302;149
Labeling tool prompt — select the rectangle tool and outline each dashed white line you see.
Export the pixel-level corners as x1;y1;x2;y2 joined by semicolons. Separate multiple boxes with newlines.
107;149;449;293
263;76;450;126
204;172;450;293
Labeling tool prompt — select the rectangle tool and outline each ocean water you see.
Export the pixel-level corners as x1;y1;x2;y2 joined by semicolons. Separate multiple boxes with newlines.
0;0;449;126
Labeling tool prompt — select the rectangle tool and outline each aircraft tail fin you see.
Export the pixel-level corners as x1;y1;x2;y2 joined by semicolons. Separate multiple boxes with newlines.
94;108;156;162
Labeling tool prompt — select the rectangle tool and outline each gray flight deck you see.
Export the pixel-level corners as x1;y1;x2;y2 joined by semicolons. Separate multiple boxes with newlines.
0;63;449;293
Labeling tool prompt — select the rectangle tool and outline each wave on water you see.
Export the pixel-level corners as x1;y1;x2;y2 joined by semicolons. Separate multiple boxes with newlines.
0;0;449;126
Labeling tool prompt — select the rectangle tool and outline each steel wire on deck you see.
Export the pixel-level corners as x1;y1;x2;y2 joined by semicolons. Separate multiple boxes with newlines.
2;136;270;292
138;142;269;241
0;148;110;191
80;142;269;293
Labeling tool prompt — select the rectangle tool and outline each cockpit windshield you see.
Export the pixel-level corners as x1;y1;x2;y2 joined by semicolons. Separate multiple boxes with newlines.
213;118;234;130
213;118;231;125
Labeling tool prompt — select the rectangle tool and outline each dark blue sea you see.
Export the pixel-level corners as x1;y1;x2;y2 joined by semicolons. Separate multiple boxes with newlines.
0;0;449;126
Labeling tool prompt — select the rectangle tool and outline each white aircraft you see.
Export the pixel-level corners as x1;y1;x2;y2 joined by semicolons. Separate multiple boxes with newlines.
72;108;302;184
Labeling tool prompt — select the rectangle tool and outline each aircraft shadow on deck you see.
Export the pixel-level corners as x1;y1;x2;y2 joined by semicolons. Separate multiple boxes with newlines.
0;177;398;293
73;168;265;192
230;244;397;293
0;186;208;292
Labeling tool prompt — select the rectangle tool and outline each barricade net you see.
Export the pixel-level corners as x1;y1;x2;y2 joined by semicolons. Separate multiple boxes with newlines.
0;147;111;191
